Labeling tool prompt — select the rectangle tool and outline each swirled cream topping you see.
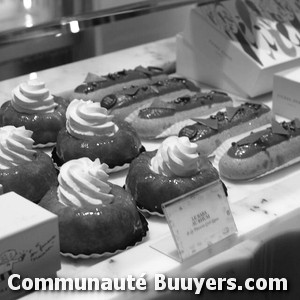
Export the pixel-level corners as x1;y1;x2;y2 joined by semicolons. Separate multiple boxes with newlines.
151;136;200;177
0;126;36;169
57;157;114;207
66;99;118;139
11;79;57;114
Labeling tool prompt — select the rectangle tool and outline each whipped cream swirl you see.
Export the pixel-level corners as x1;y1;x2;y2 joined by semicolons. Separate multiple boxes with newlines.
66;99;118;139
11;79;57;114
57;157;114;207
0;126;36;169
151;136;200;177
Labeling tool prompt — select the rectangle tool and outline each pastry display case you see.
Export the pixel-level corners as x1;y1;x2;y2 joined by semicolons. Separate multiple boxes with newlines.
1;1;300;299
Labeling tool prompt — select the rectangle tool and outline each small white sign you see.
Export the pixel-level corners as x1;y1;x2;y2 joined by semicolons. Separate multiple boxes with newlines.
162;180;237;261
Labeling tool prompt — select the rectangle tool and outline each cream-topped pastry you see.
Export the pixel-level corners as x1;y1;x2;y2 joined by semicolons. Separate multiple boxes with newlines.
11;79;58;114
0;78;69;146
58;158;114;207
0;126;36;169
0;125;58;203
39;156;148;255
126;135;220;214
151;136;200;177
54;100;143;170
66;99;117;139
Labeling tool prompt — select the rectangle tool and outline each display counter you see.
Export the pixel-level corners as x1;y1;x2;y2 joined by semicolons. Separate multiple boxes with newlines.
1;37;300;299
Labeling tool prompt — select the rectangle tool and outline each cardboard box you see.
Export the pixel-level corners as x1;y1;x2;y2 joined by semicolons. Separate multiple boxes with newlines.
273;67;300;119
0;192;61;299
179;1;300;98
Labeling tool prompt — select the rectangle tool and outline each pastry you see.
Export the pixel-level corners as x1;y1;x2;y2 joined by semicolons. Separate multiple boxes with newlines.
0;78;69;147
101;77;199;120
125;90;233;139
53;99;143;170
179;102;271;155
68;64;174;101
125;136;219;215
39;157;148;255
0;126;58;203
219;119;300;180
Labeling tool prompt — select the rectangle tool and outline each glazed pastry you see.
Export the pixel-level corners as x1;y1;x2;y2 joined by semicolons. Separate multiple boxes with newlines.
0;126;58;203
219;119;300;180
101;77;199;120
126;90;233;139
39;158;148;255
68;65;173;101
179;103;271;155
0;78;69;147
125;136;219;215
53;99;143;170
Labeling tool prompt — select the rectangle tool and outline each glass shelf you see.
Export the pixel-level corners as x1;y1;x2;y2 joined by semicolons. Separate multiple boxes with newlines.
0;0;212;45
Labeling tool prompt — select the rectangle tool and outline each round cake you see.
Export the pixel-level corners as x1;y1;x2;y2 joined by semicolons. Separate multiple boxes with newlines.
0;78;69;147
125;136;220;214
53;99;143;170
39;157;148;255
0;126;58;203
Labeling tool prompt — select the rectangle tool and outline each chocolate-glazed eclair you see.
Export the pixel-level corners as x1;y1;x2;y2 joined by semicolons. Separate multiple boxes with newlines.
68;65;174;101
101;77;199;120
179;103;271;155
219;119;300;180
126;90;233;140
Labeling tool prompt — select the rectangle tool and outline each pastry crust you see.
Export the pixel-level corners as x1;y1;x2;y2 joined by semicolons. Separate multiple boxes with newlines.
54;118;143;168
179;104;272;155
0;151;58;203
68;65;173;101
0;96;69;146
126;91;233;139
125;150;219;214
39;184;148;255
219;120;300;180
219;136;300;181
101;78;199;120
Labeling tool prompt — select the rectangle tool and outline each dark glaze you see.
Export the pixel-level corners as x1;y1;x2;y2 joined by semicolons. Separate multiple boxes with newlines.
75;66;165;94
138;90;232;119
227;120;300;159
101;77;199;110
179;103;270;141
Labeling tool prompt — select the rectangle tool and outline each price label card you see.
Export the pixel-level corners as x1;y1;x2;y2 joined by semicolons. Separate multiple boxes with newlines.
162;180;237;261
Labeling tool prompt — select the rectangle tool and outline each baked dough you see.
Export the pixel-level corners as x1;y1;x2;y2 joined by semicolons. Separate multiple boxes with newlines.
126;150;219;214
179;103;271;155
126;90;233;139
54;118;143;169
40;174;147;255
219;119;300;180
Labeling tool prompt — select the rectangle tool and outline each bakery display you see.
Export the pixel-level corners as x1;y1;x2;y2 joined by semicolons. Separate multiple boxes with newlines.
126;90;233;139
101;77;199;120
0;126;58;203
68;65;174;101
179;102;272;155
53;99;143;170
39;157;148;256
0;78;69;147
219;119;300;181
125;136;220;215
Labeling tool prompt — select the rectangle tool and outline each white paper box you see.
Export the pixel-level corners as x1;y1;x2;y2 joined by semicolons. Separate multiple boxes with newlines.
273;67;300;119
176;33;248;97
180;1;300;98
0;192;60;299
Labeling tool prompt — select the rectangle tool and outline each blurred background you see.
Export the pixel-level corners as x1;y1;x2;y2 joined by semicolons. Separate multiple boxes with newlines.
0;0;197;81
